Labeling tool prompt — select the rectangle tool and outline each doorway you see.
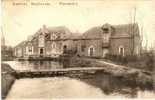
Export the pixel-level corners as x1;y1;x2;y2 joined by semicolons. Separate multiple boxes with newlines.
119;46;125;56
103;49;109;58
40;48;44;55
63;45;67;54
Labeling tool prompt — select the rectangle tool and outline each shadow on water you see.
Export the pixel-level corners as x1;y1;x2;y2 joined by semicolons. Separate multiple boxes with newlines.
78;72;138;98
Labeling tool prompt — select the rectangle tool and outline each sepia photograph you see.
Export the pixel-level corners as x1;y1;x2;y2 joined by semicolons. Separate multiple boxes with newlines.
1;0;155;99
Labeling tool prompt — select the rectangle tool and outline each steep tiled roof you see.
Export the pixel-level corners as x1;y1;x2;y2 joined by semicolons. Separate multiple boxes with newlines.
112;23;139;37
66;33;81;39
46;26;82;40
81;23;140;39
14;40;27;48
48;26;72;39
28;26;73;41
81;26;103;39
47;26;71;34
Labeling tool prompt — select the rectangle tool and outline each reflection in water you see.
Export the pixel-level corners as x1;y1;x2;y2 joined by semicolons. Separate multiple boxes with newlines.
4;61;155;98
5;61;63;71
81;73;138;98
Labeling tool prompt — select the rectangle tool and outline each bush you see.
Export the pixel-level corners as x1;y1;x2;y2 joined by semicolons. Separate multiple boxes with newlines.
105;53;154;72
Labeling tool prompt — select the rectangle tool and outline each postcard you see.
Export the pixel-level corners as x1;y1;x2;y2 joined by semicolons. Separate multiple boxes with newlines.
1;0;155;99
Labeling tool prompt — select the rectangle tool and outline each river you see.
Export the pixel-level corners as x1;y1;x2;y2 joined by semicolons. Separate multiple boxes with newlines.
4;61;155;99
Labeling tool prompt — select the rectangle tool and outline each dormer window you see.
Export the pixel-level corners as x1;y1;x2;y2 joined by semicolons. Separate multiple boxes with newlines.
102;23;111;33
103;28;109;33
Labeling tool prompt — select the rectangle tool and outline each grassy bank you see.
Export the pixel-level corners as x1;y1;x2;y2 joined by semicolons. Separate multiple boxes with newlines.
1;63;16;99
105;53;154;72
68;56;103;67
68;56;153;90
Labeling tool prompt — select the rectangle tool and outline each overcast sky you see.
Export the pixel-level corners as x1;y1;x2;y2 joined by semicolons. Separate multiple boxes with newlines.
1;0;155;48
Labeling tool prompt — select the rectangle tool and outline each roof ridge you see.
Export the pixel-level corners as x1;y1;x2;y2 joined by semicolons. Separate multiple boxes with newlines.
112;23;138;27
46;25;67;29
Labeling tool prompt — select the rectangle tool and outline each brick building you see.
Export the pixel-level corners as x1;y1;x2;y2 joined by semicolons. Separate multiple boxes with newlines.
14;23;141;58
14;25;77;57
76;23;141;57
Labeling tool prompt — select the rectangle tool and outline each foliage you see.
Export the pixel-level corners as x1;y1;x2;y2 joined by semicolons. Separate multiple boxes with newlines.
105;51;154;71
1;45;14;61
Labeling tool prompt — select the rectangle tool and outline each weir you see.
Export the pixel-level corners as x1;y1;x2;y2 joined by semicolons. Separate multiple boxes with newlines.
11;66;153;91
11;66;152;82
3;59;153;90
2;61;154;98
14;67;105;78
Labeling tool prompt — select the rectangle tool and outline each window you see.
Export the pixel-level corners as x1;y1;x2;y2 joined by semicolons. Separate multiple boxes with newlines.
57;35;61;39
51;33;57;40
102;34;109;43
28;46;33;55
40;48;44;54
38;34;44;47
89;48;93;56
63;45;67;53
88;45;95;56
51;42;56;49
29;47;32;52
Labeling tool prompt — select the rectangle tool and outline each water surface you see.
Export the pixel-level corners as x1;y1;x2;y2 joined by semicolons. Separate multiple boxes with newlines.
6;77;130;99
4;61;155;99
4;61;63;71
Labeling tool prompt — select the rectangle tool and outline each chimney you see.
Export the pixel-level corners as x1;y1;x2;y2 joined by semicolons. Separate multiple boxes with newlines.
43;24;46;29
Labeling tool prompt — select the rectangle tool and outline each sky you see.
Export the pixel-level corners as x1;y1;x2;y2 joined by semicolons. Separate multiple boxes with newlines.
1;0;155;48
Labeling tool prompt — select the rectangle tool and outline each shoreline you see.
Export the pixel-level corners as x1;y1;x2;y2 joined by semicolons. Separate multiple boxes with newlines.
1;63;16;99
1;58;154;98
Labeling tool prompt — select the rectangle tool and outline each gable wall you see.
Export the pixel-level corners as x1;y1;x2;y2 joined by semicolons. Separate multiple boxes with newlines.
110;37;133;56
77;39;103;57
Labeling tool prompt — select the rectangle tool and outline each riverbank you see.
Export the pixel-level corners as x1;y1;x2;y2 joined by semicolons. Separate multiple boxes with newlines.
2;59;155;99
68;56;153;90
1;63;16;99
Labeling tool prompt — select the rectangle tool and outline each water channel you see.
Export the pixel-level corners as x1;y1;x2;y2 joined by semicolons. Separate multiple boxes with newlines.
4;61;155;99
